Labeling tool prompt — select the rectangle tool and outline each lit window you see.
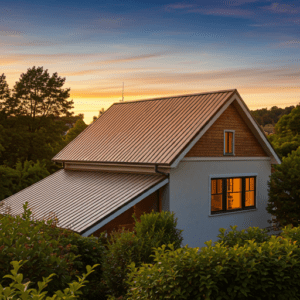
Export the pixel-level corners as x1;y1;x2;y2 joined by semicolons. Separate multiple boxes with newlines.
211;177;256;214
224;131;234;155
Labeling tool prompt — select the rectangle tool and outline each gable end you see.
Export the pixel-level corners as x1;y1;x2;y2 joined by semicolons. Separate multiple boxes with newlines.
185;101;268;157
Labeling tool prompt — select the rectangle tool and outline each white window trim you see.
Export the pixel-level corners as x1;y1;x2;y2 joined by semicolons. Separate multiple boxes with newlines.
208;173;258;216
224;130;235;156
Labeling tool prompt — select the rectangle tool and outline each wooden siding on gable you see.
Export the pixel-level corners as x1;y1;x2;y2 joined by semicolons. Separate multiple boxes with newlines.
186;102;268;157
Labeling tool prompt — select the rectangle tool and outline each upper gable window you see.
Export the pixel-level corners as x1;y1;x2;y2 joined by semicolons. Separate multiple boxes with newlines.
224;130;234;155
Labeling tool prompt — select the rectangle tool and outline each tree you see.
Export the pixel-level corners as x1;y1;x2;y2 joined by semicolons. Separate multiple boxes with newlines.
4;66;74;118
267;105;300;158
63;118;88;145
0;73;10;111
267;146;300;227
0;160;49;201
92;107;105;123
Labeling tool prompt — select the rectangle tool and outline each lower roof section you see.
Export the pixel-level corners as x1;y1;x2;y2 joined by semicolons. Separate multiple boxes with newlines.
0;169;168;234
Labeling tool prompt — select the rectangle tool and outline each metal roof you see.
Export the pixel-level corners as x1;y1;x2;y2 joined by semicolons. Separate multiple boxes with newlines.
0;169;167;234
52;90;236;165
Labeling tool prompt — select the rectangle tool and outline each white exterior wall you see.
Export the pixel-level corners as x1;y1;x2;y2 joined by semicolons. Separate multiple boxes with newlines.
169;159;272;248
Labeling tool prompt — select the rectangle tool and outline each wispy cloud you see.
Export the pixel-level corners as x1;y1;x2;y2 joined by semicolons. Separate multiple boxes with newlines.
88;52;167;66
272;40;300;48
187;7;254;17
264;3;300;14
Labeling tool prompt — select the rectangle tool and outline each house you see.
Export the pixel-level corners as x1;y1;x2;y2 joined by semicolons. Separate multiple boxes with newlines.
0;89;281;247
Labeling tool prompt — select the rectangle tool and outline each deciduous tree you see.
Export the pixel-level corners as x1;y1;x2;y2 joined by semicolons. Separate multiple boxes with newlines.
267;147;300;227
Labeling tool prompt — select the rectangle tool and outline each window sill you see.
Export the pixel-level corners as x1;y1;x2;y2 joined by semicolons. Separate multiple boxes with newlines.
209;208;257;217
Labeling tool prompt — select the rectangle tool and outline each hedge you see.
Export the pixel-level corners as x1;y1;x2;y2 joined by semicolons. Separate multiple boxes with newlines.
126;229;300;300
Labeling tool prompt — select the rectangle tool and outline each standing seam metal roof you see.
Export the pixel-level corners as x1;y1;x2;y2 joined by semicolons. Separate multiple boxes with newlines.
52;90;236;165
0;169;167;234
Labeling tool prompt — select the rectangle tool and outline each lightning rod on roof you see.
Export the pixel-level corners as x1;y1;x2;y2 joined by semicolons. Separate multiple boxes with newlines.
119;82;124;102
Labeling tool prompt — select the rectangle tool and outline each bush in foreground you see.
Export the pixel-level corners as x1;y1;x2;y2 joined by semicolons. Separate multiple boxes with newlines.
0;260;97;299
101;211;183;299
127;236;300;300
216;225;270;247
0;203;105;299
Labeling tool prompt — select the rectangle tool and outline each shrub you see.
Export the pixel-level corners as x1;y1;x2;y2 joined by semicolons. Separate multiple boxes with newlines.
0;260;97;299
102;231;141;298
0;202;105;298
281;225;300;244
102;211;183;298
134;211;183;263
61;233;106;300
0;203;78;292
127;237;300;300
216;225;270;247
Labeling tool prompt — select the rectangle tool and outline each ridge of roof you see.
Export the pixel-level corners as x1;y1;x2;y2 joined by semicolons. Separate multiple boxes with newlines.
113;89;237;105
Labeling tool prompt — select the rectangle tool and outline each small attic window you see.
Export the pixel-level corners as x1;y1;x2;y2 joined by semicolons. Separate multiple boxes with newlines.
224;130;234;155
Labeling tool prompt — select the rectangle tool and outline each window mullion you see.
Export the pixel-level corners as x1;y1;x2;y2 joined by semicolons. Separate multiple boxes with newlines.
223;178;227;212
242;177;245;209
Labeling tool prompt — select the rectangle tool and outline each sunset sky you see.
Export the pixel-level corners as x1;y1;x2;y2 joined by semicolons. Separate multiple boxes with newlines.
1;0;299;124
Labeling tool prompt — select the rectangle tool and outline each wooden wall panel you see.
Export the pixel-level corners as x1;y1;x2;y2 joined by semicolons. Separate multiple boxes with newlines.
92;191;159;236
186;102;268;157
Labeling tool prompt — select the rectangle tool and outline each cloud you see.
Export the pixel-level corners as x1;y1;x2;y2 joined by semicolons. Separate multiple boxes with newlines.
264;3;300;14
273;40;300;48
0;53;105;66
187;7;254;17
88;52;166;66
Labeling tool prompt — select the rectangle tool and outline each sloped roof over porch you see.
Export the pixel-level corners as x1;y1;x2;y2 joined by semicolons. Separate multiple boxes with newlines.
0;169;168;235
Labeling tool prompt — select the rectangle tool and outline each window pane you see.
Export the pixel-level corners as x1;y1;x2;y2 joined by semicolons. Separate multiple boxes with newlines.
227;178;233;192
227;192;242;210
211;180;217;194
211;194;223;211
232;178;242;192
217;179;222;193
245;191;255;206
228;132;233;153
245;178;250;191
250;177;255;190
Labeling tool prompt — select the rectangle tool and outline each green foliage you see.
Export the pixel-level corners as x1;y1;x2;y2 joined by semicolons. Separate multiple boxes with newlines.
102;231;141;298
216;225;270;247
251;105;295;127
127;237;300;300
0;203;78;292
0;160;50;201
0;203;105;298
266;105;300;158
267;147;300;227
63;119;88;146
61;234;106;300
102;211;183;298
5;66;73;118
0;260;98;300
0;68;89;198
281;225;300;244
0;74;10;111
134;211;183;263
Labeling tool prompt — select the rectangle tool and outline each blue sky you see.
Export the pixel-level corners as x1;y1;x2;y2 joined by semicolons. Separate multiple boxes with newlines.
1;0;299;123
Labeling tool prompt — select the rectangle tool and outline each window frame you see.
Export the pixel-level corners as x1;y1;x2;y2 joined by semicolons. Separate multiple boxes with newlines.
224;130;235;156
209;174;257;215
